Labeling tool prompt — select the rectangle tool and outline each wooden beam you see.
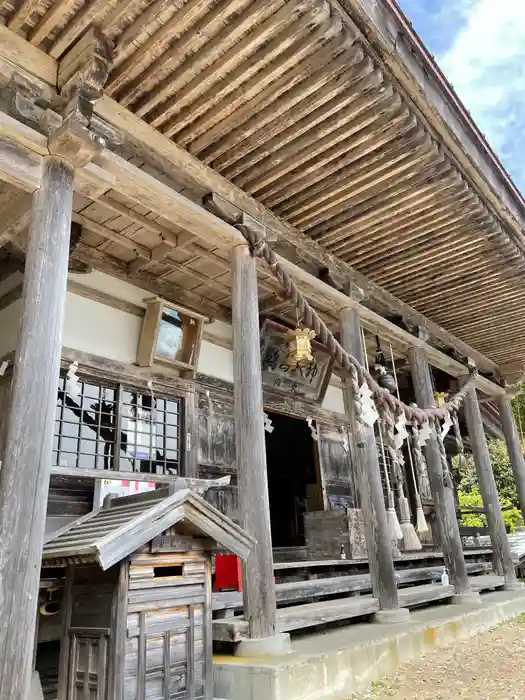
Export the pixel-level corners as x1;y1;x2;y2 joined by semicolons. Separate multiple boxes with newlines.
0;282;22;311
0;109;504;395
462;383;517;586
0;28;501;375
498;395;525;524
335;0;525;268
0;155;75;700
92;99;501;376
73;242;229;323
231;244;277;641
72;211;151;259
408;347;471;595
340;306;400;611
0;255;23;283
0;112;115;199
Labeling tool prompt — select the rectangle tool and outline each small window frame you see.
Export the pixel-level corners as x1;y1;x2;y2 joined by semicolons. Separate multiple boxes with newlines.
53;359;198;481
136;297;206;378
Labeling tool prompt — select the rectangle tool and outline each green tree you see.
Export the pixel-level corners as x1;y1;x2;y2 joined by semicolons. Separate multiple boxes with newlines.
454;439;519;506
458;487;523;533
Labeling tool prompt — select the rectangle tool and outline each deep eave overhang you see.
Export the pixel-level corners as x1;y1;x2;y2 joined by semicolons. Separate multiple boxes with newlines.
338;0;525;257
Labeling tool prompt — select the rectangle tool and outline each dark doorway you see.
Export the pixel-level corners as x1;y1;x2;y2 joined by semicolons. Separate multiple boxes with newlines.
264;411;319;548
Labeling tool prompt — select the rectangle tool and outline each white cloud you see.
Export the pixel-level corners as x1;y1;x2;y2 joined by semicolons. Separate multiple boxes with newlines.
439;0;525;187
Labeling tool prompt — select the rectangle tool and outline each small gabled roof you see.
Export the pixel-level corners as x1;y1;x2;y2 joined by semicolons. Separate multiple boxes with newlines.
42;488;254;571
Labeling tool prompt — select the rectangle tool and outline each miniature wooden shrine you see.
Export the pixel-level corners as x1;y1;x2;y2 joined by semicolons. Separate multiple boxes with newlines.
40;488;254;700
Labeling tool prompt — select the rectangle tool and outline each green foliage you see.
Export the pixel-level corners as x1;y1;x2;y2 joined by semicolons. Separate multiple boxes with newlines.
451;390;525;533
454;439;520;506
458;487;523;533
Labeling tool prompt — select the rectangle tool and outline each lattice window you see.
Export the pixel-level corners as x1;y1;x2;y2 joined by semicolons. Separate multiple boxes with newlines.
53;373;181;476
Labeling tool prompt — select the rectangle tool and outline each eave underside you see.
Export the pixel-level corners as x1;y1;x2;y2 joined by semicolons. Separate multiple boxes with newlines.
0;0;523;368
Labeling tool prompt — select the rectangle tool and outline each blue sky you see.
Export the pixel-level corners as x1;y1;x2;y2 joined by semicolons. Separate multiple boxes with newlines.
397;0;525;195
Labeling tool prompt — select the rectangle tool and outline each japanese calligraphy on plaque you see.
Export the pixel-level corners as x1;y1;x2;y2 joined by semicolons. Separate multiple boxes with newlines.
260;319;333;403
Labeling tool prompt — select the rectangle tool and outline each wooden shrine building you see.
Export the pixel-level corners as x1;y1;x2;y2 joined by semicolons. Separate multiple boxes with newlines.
0;0;524;699
41;488;253;700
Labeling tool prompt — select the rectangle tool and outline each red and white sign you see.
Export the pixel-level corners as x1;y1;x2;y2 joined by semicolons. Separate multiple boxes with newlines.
94;478;155;509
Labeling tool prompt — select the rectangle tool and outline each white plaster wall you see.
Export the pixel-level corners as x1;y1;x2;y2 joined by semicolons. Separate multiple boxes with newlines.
0;286;142;365
198;340;234;383
69;269;148;307
322;384;345;415
0;270;346;415
63;293;142;364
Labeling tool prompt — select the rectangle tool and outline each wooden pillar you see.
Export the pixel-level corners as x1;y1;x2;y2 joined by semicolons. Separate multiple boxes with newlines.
231;244;277;640
408;347;471;594
463;385;517;585
340;307;400;612
0;155;74;699
497;394;525;523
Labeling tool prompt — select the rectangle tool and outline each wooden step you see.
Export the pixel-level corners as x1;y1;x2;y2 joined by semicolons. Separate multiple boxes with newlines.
213;582;457;642
213;595;381;642
469;574;505;592
398;583;454;607
213;561;492;613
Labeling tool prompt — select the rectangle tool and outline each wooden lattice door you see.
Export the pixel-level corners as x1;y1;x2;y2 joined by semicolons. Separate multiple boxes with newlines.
125;604;205;700
67;628;110;700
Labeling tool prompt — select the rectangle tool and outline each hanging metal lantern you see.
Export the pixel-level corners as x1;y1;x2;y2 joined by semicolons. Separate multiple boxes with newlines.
374;363;398;394
374;335;397;394
434;391;448;408
285;326;316;370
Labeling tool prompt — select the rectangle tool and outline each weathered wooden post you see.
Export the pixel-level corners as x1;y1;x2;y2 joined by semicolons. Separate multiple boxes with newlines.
0;34;112;698
231;243;289;655
0;153;75;698
408;347;475;601
340;306;408;622
497;394;525;523
462;384;518;586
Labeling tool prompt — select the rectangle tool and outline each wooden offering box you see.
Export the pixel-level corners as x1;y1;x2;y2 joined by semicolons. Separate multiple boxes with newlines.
42;488;254;700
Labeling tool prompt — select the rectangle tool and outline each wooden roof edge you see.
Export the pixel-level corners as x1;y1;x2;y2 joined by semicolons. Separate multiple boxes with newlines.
0;25;501;377
43;489;255;571
0;27;508;380
334;0;525;263
0;106;505;396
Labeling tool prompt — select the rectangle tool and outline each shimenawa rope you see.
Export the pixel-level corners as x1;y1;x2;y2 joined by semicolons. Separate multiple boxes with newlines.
238;224;478;424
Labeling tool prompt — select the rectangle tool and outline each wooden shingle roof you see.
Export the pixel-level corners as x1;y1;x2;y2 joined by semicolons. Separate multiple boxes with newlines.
42;488;254;570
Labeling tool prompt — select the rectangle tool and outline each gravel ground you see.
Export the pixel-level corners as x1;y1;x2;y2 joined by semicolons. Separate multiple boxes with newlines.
350;615;525;700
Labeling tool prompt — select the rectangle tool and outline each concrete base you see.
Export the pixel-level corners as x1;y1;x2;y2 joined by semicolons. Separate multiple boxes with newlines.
235;633;291;658
504;581;525;591
373;607;411;624
452;591;482;605
214;588;525;700
29;672;44;700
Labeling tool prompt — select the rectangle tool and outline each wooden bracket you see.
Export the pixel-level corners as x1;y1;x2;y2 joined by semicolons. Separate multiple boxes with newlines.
6;29;119;166
499;361;525;387
203;193;278;243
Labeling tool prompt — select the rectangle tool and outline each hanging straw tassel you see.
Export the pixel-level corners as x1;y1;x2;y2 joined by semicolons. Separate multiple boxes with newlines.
363;329;402;544
378;416;402;541
384;404;422;551
397;481;422;551
387;347;422;550
410;418;431;535
407;434;429;534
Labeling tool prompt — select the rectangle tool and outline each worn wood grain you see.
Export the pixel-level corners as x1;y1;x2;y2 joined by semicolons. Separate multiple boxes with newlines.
0;155;74;700
232;244;277;639
463;384;517;585
340;306;399;610
498;395;525;523
408;347;471;595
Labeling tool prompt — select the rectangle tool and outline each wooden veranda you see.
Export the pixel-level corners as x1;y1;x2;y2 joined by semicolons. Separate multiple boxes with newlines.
0;1;525;698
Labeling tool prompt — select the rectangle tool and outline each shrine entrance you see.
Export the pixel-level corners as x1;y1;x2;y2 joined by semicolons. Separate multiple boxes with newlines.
264;410;321;549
